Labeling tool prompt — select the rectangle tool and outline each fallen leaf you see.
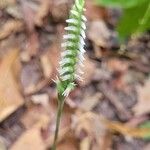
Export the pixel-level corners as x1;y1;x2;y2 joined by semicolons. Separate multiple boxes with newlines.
87;20;111;47
0;138;6;150
6;4;23;19
0;0;15;9
133;78;150;115
107;121;150;139
26;32;39;57
31;93;49;108
35;0;50;26
40;54;53;78
20;0;36;32
10;113;49;150
85;0;107;21
0;20;23;40
107;58;128;73
57;134;78;150
0;49;24;122
50;0;70;22
47;43;61;79
79;93;102;111
80;137;91;150
72;111;110;149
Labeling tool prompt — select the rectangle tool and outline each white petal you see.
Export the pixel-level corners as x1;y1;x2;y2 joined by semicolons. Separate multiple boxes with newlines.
71;10;79;17
61;41;74;48
79;44;86;53
63;34;76;40
79;52;85;61
65;26;78;32
66;18;78;24
59;67;72;75
59;57;72;66
75;0;82;10
81;29;86;39
61;74;72;81
61;50;73;57
82;15;87;21
79;36;85;45
81;22;86;30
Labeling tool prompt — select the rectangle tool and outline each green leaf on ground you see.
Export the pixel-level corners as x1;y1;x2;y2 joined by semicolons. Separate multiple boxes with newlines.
140;121;150;140
95;0;147;8
117;0;150;37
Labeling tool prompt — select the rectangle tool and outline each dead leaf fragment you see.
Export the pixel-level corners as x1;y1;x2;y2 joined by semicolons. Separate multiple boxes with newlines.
87;20;111;47
31;94;49;108
133;78;150;115
0;0;16;9
35;0;50;26
107;121;150;138
40;54;53;78
10;126;46;150
79;93;102;111
85;0;107;21
80;137;91;150
0;20;23;40
0;49;24;122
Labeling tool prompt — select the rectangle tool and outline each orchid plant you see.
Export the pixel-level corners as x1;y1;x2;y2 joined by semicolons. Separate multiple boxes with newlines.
51;0;86;149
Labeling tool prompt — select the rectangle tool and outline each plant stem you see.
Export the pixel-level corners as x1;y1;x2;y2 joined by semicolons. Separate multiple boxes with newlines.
51;99;64;150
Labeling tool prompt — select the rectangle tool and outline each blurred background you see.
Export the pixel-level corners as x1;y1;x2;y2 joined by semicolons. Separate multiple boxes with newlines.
0;0;150;149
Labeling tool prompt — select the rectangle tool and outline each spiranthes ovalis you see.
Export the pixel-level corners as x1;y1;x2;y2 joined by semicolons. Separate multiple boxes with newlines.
52;0;86;149
56;0;87;98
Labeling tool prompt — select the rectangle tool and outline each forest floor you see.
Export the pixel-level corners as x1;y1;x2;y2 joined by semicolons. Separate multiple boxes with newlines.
0;0;150;150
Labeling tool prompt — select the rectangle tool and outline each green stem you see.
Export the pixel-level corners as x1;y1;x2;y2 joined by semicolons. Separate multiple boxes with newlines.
51;99;64;150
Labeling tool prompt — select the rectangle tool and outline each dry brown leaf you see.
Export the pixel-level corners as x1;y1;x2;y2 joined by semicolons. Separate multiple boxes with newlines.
57;134;78;150
47;43;61;79
80;137;91;150
40;54;53;78
20;0;36;32
133;78;150;115
85;0;107;21
79;93;102;111
35;0;50;26
0;0;15;9
31;94;49;108
0;49;24;122
0;20;23;40
87;20;111;47
50;0;70;22
72;111;110;149
107;121;150;138
10;114;50;150
26;32;39;57
107;58;128;73
73;111;149;143
10;128;45;150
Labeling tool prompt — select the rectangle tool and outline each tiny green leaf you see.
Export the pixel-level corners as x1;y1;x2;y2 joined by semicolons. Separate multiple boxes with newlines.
95;0;147;8
117;0;150;37
140;121;150;140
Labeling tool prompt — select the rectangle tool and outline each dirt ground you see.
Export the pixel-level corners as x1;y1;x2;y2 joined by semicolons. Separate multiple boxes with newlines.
0;0;150;150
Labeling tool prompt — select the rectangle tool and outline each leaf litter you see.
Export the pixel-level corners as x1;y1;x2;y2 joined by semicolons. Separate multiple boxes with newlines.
0;0;150;150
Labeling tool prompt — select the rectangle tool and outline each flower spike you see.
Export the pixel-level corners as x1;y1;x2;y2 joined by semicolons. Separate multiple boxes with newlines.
56;0;86;98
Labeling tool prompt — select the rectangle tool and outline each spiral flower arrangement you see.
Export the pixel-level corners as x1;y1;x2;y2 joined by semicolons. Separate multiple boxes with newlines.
52;0;86;149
